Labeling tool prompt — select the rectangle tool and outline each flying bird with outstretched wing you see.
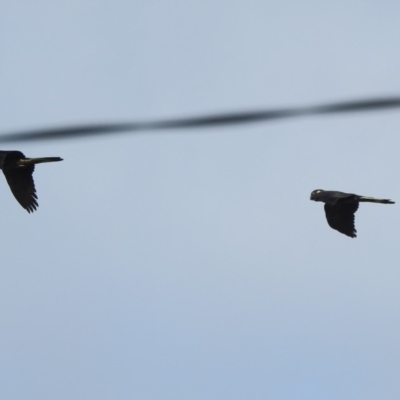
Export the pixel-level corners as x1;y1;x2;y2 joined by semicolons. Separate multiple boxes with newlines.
0;151;63;213
310;189;395;238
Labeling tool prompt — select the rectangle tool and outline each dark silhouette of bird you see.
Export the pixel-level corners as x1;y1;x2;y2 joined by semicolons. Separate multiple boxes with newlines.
310;189;395;238
0;151;63;213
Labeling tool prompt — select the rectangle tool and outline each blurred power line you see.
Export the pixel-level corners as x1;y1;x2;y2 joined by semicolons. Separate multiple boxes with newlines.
1;96;400;143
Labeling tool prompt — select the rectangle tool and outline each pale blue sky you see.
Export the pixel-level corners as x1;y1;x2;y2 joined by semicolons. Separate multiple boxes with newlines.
1;2;400;399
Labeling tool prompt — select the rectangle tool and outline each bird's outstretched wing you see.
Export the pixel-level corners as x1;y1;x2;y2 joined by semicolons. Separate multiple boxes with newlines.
2;165;38;213
324;202;359;238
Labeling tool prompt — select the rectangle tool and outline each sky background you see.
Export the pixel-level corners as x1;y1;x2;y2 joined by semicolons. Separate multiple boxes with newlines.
1;1;400;399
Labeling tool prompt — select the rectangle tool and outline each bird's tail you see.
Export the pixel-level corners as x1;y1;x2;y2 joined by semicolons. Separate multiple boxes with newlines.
359;196;395;204
18;157;63;166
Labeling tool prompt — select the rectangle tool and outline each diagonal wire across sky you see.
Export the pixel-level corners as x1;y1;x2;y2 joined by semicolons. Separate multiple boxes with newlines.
2;96;400;143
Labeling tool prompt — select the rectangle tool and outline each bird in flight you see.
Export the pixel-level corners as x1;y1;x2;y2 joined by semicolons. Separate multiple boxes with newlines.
310;189;395;238
0;150;63;213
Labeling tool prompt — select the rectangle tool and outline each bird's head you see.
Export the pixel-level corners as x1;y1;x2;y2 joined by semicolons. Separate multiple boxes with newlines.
310;189;324;201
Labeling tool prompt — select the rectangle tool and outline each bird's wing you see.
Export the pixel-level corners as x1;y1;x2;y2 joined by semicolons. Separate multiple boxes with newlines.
2;165;38;213
324;202;359;238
